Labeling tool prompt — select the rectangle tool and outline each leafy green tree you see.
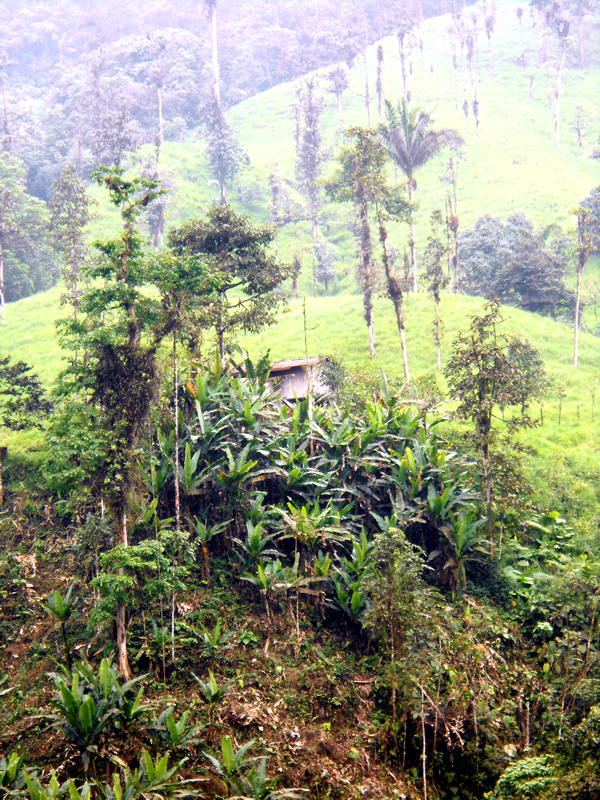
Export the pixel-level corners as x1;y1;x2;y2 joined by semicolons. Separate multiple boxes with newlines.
326;65;349;128
48;166;93;320
324;127;383;359
325;126;411;375
54;167;210;677
295;79;325;252
0;356;52;506
422;211;449;370
39;584;78;670
459;214;574;316
314;240;337;293
167;204;291;368
0;154;58;317
380;100;463;293
363;528;427;726
575;188;600;365
444;301;537;558
205;99;248;204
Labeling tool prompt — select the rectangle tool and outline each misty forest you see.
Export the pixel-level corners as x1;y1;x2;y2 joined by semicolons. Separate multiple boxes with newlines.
1;0;600;798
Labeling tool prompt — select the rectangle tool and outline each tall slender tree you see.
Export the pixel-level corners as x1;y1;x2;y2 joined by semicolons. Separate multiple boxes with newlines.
203;0;221;106
423;211;449;371
49;165;93;321
380;100;463;293
326;126;410;374
572;207;591;368
205;100;248;204
326;66;349;129
295;79;325;252
325;127;380;357
56;167;168;678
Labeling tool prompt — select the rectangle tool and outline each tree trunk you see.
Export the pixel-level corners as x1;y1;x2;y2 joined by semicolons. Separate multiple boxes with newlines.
379;217;410;381
218;294;226;368
578;12;584;66
574;212;589;368
0;446;5;507
210;4;220;106
1;69;10;152
358;189;375;358
117;511;132;679
408;180;418;293
398;34;408;103
554;39;566;150
173;331;181;532
481;437;494;560
364;60;371;127
574;267;582;368
157;86;164;146
0;235;5;325
434;296;441;370
337;92;343;128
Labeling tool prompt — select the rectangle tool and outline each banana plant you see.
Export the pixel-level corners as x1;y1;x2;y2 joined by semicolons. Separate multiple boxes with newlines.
204;736;307;800
23;771;91;800
46;669;115;770
46;658;151;758
101;751;201;800
39;584;77;670
215;445;259;491
150;707;204;752
241;559;288;624
275;499;349;558
192;670;234;726
190;516;231;583
0;752;25;795
232;521;281;572
332;530;375;624
135;620;172;680
198;619;234;667
439;512;488;597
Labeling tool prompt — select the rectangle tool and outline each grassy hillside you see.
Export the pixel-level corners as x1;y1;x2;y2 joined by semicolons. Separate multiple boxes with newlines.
2;281;599;523
2;0;600;515
112;0;600;298
82;1;600;298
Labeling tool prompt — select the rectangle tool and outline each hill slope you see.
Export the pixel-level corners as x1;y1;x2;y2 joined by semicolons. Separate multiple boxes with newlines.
134;0;600;298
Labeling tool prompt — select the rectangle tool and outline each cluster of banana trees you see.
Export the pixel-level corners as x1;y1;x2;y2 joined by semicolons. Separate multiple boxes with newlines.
142;355;480;625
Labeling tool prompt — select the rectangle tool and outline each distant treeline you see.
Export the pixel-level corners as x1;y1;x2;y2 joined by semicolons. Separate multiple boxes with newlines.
0;0;456;199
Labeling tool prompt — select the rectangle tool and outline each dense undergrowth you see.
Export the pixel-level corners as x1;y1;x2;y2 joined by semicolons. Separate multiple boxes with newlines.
0;353;599;799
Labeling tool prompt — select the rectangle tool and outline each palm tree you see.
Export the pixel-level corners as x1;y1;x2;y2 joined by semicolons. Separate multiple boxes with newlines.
380;100;463;293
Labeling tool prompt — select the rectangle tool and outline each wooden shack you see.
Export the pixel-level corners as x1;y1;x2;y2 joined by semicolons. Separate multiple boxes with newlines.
268;357;327;401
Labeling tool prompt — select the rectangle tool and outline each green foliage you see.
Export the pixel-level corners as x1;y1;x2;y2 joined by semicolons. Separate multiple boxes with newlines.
23;771;92;800
0;357;52;436
204;736;307;800
0;753;25;795
459;214;574;316
192;670;234;724
102;751;199;800
48;166;93;315
197;619;234;665
39;583;78;670
167;204;291;365
0;154;58;303
489;756;556;800
151;707;203;752
205;99;249;203
45;658;151;768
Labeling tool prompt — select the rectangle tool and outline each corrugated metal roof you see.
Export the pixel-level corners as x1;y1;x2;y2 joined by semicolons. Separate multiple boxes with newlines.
269;357;322;372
